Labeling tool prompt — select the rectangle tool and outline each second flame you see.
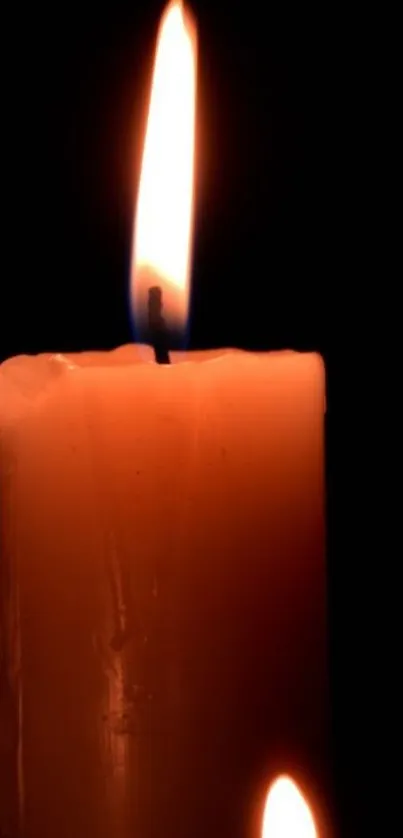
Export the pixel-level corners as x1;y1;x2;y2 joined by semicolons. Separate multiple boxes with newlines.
262;776;317;838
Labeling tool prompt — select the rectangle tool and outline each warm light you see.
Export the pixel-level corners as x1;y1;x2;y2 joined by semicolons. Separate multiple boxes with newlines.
262;776;317;838
131;0;197;338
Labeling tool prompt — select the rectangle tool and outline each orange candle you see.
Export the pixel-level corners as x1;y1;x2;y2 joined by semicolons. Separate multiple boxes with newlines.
0;3;330;837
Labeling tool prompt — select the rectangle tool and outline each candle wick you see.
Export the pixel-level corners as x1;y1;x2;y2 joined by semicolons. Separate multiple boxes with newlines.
148;286;171;364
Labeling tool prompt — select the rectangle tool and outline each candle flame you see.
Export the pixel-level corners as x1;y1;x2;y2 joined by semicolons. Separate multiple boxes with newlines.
262;776;317;838
130;0;197;340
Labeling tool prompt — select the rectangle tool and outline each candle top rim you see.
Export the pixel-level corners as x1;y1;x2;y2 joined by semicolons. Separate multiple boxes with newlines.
1;344;323;370
0;345;326;426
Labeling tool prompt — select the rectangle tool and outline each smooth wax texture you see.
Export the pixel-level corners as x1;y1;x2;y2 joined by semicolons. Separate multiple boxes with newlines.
0;346;330;838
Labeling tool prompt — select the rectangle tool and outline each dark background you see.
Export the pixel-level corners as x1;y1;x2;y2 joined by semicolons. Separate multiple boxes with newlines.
2;1;371;834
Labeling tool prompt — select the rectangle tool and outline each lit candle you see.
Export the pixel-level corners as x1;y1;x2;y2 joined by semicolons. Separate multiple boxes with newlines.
0;3;330;837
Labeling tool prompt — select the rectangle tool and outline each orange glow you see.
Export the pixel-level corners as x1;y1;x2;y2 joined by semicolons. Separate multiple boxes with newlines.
131;0;197;336
262;776;317;838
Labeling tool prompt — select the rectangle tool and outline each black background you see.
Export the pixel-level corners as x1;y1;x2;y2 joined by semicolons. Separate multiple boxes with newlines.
2;2;373;834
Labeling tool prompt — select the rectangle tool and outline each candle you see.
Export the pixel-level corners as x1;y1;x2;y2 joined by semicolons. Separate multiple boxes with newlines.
0;2;331;837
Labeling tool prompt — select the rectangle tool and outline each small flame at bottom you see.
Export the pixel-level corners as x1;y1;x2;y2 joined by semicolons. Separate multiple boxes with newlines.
262;775;317;838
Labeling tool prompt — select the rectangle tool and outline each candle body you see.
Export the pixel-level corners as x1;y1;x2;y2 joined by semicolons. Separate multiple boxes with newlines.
0;346;331;837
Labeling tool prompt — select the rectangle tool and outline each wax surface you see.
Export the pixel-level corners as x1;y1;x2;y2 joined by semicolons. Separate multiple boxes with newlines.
0;346;331;838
